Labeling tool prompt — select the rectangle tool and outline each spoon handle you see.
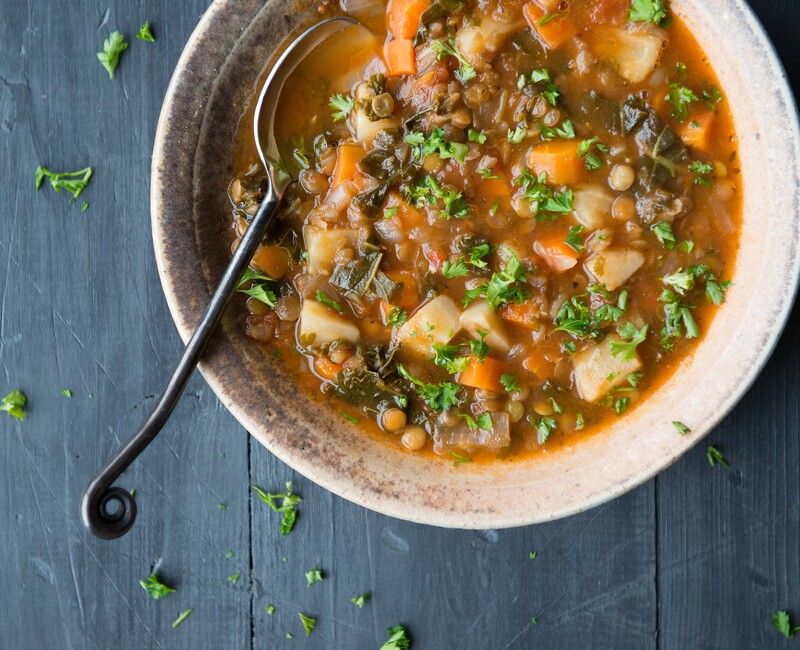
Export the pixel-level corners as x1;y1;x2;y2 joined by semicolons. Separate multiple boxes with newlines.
81;188;278;539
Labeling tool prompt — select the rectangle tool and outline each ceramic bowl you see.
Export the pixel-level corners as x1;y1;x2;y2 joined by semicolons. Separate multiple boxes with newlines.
151;0;800;528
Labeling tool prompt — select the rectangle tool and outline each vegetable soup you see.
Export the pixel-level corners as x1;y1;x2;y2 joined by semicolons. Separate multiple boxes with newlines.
227;0;740;463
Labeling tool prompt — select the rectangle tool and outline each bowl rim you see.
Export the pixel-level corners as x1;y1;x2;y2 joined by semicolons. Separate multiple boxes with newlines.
151;0;800;528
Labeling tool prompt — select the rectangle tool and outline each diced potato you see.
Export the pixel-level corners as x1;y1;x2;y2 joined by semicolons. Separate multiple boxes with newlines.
573;186;613;229
353;109;400;146
397;295;461;355
303;225;359;275
299;299;360;347
584;248;645;290
585;26;666;83
460;300;511;353
572;336;642;402
455;14;523;67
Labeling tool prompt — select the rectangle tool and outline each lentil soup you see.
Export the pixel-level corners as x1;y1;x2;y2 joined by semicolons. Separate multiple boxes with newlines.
226;0;740;463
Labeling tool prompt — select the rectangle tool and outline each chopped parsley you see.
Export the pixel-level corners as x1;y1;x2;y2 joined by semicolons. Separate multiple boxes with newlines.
227;571;241;584
171;609;192;629
689;160;714;187
565;225;584;253
351;592;371;608
298;612;317;636
514;169;574;219
463;253;530;310
672;420;691;434
612;397;630;415
629;0;668;24
519;68;561;106
468;128;487;144
136;21;156;42
97;31;129;79
659;288;699;346
507;123;528;144
237;268;277;307
442;257;470;279
60;388;73;398
460;412;492;431
772;610;800;638
470;331;491;360
406;175;468;219
252;481;302;535
1;390;27;421
706;445;729;468
666;84;699;122
380;624;412;650
532;415;557;444
315;291;344;313
265;604;276;615
35;166;93;201
500;374;521;394
387;307;407;327
397;364;461;412
529;551;537;560
702;87;723;108
405;127;468;163
539;119;576;141
431;38;476;83
609;323;648;360
383;206;399;219
449;450;473;466
139;573;176;600
329;93;354;122
305;568;324;586
340;411;359;424
575;412;585;431
651;221;677;249
577;138;608;170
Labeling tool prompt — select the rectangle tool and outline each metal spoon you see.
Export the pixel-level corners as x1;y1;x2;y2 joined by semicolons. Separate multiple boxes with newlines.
81;16;359;540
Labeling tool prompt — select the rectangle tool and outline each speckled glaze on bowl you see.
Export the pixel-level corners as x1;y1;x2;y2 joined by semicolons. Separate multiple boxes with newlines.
152;0;800;528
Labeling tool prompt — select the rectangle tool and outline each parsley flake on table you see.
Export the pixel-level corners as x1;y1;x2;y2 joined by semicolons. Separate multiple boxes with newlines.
351;592;371;608
305;568;324;586
35;166;93;201
1;390;27;421
97;31;129;79
529;551;537;560
298;612;317;636
227;571;241;584
629;0;668;24
380;624;412;650
329;93;354;122
136;21;156;42
265;604;276;615
252;481;302;535
772;610;800;638
171;608;192;629
672;420;691;435
60;388;73;398
706;445;730;468
139;572;176;600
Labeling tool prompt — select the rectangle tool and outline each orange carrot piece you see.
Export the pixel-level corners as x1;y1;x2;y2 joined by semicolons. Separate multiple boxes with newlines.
384;190;425;226
458;356;504;392
533;234;579;272
314;357;342;381
251;245;290;279
522;347;554;379
479;164;513;210
526;140;584;185
384;269;420;311
500;300;541;330
332;143;365;186
523;2;578;50
679;109;715;151
388;0;431;39
384;38;417;77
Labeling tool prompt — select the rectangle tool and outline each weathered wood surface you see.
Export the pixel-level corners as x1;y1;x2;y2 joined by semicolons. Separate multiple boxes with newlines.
0;1;797;648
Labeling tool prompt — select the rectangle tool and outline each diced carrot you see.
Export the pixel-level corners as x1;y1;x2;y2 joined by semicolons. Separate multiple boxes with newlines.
458;356;504;392
384;38;417;77
522;347;554;379
500;300;541;330
650;86;669;119
251;245;290;279
384;270;420;311
314;357;342;381
388;0;431;39
479;164;512;210
523;2;578;50
384;190;425;226
332;143;365;187
526;140;584;185
679;108;715;152
533;234;579;272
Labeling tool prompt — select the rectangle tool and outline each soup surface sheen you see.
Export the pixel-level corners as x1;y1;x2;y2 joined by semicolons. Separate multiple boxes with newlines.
228;0;741;464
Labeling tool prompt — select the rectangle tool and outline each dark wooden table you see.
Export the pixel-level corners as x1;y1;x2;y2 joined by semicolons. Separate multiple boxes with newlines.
1;1;798;648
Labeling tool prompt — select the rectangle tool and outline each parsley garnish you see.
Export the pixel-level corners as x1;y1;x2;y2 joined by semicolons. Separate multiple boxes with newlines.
449;450;473;466
171;609;192;629
531;415;557;444
97;31;129;79
470;331;491;360
340;411;359;424
227;571;241;584
500;374;521;394
460;412;492;431
773;610;800;638
666;84;699;122
609;323;648;360
519;68;561;106
406;175;468;219
464;253;530;310
380;624;412;649
252;481;302;535
565;225;584;253
514;170;574;219
351;592;371;608
706;445;729;468
405;127;468;163
468;128;487;144
432;343;467;374
689;160;714;187
397;364;461;412
442;257;470;279
60;388;73;398
383;206;399;219
237;269;277;307
659;288;699;345
537;11;567;26
329;93;354;122
35;166;93;201
315;291;344;313
136;21;156;42
612;397;630;415
575;412;585;430
629;0;667;24
539;119;576;141
507;123;528;144
431;38;476;83
305;568;324;586
469;244;491;268
1;390;27;421
299;612;317;636
577;138;607;170
529;551;537;560
651;221;677;249
387;307;407;327
265;604;276;615
672;420;690;434
702;87;723;108
139;573;176;600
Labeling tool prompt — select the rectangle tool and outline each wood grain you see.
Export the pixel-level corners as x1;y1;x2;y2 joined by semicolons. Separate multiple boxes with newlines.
0;1;796;648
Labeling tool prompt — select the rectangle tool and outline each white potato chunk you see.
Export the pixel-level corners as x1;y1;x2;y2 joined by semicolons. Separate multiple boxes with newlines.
585;26;666;83
460;300;511;353
299;299;360;347
573;185;613;229
584;249;645;291
397;295;461;356
353;110;400;146
455;14;523;68
572;337;642;402
303;225;359;275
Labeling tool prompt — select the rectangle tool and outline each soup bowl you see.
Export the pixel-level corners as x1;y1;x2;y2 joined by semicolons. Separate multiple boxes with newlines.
152;0;800;528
